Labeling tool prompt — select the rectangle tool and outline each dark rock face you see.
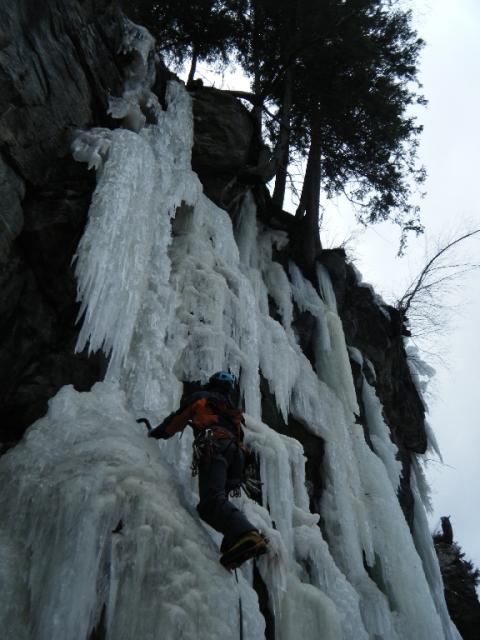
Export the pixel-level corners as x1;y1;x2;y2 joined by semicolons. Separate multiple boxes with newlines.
191;87;255;173
1;157;108;443
0;0;124;445
321;248;427;454
191;86;256;208
396;450;415;530
0;0;124;185
291;305;317;369
0;154;24;254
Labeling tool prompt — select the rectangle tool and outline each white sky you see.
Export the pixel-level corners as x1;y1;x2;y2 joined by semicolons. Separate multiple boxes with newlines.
193;0;480;570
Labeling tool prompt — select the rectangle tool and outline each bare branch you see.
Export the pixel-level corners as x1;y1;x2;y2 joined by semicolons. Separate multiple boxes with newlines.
397;229;480;317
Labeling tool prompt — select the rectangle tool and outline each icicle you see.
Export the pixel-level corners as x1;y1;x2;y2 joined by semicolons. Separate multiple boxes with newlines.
108;17;161;132
73;82;199;391
290;262;358;415
362;378;402;490
317;263;338;312
405;340;436;408
74;128;159;373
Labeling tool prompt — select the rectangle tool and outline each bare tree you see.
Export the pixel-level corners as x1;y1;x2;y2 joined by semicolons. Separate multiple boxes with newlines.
397;228;480;342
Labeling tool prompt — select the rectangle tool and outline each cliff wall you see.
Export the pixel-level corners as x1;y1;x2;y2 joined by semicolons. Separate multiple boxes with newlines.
0;3;461;640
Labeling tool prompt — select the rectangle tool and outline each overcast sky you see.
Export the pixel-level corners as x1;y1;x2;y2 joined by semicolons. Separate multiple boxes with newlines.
320;0;480;569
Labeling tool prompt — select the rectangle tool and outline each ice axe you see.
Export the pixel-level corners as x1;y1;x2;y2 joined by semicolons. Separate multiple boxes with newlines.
136;418;153;433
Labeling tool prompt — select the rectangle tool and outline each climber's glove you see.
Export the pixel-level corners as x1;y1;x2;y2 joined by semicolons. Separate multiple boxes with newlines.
148;415;176;440
136;417;171;439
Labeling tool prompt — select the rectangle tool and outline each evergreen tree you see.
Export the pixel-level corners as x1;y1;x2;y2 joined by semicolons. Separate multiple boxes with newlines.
122;0;238;82
261;1;425;270
124;1;426;273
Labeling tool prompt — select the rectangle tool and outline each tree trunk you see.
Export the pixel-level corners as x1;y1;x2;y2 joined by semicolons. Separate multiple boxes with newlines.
187;46;198;86
272;66;293;209
294;109;322;275
251;0;263;134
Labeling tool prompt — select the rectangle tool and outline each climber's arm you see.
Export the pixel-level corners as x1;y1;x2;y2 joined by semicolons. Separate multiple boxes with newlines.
148;403;196;439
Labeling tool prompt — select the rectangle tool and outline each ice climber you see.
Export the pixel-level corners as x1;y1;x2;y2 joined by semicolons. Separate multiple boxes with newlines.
146;371;268;570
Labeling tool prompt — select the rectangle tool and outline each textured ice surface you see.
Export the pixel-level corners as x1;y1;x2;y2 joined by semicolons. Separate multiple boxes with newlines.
72;128;113;171
405;340;436;408
108;18;161;132
0;71;460;640
362;378;402;490
73;81;199;386
0;384;265;640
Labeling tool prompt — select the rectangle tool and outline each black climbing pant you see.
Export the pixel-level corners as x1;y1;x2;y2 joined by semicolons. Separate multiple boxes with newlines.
197;438;255;550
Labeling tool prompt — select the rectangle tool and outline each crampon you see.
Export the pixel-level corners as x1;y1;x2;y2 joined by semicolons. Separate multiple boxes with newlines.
220;531;268;571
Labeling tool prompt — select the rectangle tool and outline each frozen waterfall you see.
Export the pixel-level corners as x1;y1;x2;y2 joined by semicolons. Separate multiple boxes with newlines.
0;24;460;640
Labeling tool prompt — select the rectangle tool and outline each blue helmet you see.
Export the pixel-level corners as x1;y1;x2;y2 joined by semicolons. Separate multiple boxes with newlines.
208;371;237;393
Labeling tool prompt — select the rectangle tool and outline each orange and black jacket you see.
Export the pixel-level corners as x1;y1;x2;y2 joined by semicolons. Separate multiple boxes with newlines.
148;391;244;443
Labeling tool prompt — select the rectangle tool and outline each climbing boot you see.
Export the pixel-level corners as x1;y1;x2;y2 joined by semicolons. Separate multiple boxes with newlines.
220;530;268;570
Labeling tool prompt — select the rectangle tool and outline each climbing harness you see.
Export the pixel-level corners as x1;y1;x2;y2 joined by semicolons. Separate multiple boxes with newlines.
191;429;218;476
241;456;263;498
190;429;235;475
139;415;261;498
241;477;263;499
